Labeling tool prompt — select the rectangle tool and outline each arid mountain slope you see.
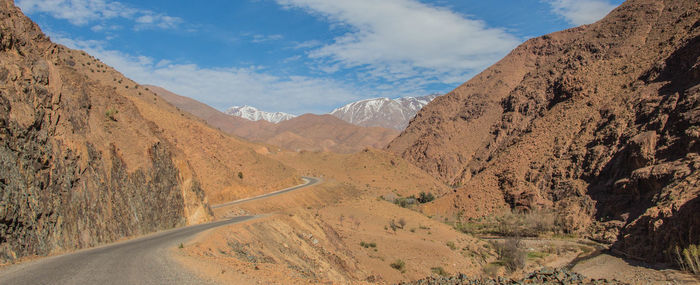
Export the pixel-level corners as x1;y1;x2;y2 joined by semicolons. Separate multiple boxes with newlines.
0;0;298;262
388;0;699;262
143;85;274;138
269;114;399;153
149;86;400;153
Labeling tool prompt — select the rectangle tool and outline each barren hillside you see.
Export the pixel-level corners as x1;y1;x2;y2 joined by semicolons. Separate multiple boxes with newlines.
388;0;699;262
0;0;298;262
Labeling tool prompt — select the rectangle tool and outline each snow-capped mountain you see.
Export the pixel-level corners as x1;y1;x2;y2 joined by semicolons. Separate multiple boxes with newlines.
225;105;296;123
330;94;439;130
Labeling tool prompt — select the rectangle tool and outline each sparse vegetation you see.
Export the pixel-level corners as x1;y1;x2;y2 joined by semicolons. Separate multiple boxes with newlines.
417;192;435;203
527;251;548;259
397;218;406;229
393;192;436;208
492;238;526;272
446;241;457;250
394;196;416;208
105;108;118;121
454;210;566;237
238;172;243;179
389;220;398;233
671;244;700;274
360;241;377;248
430;266;449;276
178;243;184;249
390;259;406;272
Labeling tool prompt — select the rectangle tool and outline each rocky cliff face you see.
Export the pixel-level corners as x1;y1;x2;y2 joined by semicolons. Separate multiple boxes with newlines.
0;0;214;261
388;0;699;262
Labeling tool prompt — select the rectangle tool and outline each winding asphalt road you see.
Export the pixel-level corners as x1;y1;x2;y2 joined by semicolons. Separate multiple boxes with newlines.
0;177;320;285
212;176;320;209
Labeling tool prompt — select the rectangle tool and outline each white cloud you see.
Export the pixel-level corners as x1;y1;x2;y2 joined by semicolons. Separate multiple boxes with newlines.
53;36;367;114
16;0;182;30
251;34;284;43
547;0;618;26
276;0;520;85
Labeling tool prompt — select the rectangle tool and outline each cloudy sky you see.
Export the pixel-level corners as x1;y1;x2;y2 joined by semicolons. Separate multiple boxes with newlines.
18;0;622;114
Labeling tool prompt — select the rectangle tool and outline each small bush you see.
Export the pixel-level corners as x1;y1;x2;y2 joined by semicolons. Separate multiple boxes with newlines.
389;220;398;232
417;192;435;203
493;238;526;272
397;218;407;229
446;241;457;250
394;197;416;208
238;172;243;179
178;243;184;249
390;259;406;272
430;266;448;276
105;108;118;121
672;244;700;274
360;241;377;248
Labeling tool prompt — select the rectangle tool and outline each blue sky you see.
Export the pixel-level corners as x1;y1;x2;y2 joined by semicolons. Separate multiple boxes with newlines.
18;0;622;114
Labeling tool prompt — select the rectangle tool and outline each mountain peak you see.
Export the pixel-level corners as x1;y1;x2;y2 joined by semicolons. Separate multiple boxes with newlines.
330;94;439;130
225;105;296;123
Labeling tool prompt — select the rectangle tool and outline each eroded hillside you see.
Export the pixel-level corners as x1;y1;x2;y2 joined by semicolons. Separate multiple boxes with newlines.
0;0;299;262
388;0;699;262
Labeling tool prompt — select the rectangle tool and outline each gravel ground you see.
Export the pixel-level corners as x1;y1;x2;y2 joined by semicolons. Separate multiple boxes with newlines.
398;268;628;285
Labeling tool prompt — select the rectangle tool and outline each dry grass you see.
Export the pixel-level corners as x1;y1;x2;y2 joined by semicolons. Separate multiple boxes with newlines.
672;244;700;274
454;209;568;237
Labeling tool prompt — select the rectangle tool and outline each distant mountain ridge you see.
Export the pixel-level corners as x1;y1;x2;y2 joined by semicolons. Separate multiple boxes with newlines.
222;94;439;129
149;86;400;153
331;94;439;130
225;105;296;123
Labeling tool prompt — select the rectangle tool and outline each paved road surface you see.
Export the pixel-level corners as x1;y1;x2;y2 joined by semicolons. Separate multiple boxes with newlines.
0;177;320;284
212;176;320;209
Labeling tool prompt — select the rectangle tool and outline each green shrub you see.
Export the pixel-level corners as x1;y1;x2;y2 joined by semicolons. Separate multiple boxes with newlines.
390;259;406;272
446;241;457;250
238;172;243;179
360;241;377;248
105;108;118;121
394;197;416;208
417;192;435;203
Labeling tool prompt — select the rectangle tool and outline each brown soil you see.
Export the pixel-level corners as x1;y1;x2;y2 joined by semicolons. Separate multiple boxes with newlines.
388;0;700;263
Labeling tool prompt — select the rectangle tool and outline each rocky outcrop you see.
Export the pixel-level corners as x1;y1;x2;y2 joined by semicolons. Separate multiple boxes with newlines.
389;0;699;262
398;268;626;285
0;0;211;261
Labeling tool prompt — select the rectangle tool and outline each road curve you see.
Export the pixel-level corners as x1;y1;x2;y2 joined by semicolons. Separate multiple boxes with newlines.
0;177;321;285
212;176;320;209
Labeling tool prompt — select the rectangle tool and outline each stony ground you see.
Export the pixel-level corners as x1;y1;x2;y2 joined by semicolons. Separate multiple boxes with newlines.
398;268;627;285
